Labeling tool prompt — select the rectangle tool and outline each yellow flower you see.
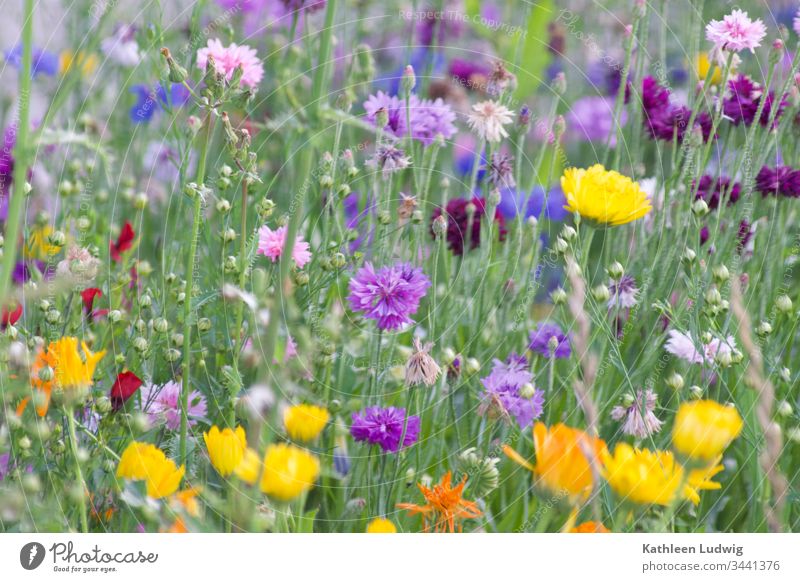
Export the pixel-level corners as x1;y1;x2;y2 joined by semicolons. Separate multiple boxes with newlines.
116;441;185;499
503;422;607;502
284;404;329;441
684;459;724;505
144;456;185;499
234;448;261;485
696;52;722;85
561;164;652;227
366;517;397;533
672;400;743;463
170;487;202;517
203;425;247;477
260;443;320;501
24;225;60;260
59;50;99;77
47;337;105;392
602;444;684;506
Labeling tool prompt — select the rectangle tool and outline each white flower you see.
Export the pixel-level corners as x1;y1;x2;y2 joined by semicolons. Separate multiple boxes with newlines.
466;100;514;143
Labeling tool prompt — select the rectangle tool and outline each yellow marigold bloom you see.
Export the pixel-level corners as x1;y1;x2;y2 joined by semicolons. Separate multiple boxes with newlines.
284;403;329;441
366;518;397;533
602;444;684;506
260;443;320;501
234;448;261;485
116;441;185;499
561;165;652;227
696;52;722;85
503;422;607;502
672;400;743;462
569;521;610;533
203;425;247;477
684;459;724;505
59;50;99;77
24;225;60;260
47;337;105;391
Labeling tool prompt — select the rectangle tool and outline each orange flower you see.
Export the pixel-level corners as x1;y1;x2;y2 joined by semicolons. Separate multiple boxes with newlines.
16;348;57;416
397;472;482;532
503;422;607;502
569;521;610;533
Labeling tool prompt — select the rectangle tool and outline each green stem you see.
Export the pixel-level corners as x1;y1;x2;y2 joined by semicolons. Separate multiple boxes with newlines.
228;180;249;427
66;408;89;533
0;0;35;302
180;114;214;467
310;0;338;113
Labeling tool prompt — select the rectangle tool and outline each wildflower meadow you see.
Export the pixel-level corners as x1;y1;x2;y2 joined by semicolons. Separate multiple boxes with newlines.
2;0;800;540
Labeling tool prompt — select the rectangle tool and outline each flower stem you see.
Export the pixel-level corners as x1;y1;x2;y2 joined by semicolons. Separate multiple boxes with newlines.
0;0;34;302
66;407;89;533
180;113;214;468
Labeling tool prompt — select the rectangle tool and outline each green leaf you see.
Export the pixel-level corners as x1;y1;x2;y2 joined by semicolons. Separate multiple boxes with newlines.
296;508;318;533
513;0;555;100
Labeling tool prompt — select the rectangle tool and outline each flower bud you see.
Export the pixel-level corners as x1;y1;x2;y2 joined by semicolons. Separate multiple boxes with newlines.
550;287;567;305
665;372;684;391
683;247;697;263
465;357;480;375
777;400;793;417
607;261;624;281
48;230;66;247
692;198;709;216
775;294;793;314
432;215;448;238
198;318;212;332
154;318;169;333
132;337;149;352
592;284;610;302
401;64;416;94
712;264;730;282
689;385;703;399
756;320;773;336
705;287;722;305
519;383;536;399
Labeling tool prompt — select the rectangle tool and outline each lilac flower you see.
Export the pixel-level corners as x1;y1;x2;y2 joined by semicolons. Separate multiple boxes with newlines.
363;91;457;145
129;83;190;124
142;381;207;430
0;452;11;481
366;144;411;178
608;275;639;309
479;356;543;430
566;96;625;143
528;323;571;359
610;389;663;438
484;152;515;189
347;262;430;330
350;406;420;452
101;25;141;67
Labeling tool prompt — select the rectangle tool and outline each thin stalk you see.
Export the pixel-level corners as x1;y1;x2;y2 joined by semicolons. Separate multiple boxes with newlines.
0;0;35;302
66;407;89;533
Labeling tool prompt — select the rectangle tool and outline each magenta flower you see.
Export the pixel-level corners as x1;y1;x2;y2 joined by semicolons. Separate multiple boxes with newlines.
705;9;766;54
350;406;420;453
142;381;207;430
196;39;264;89
257;225;312;268
347;262;430;330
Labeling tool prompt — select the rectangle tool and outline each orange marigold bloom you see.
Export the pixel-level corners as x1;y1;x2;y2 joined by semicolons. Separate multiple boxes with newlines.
397;471;482;532
17;348;57;416
569;521;610;533
503;422;607;502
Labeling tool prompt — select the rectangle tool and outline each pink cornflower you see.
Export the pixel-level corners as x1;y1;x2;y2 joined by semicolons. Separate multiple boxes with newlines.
196;39;264;88
665;330;737;365
610;389;662;438
142;381;207;430
257;225;312;268
705;9;766;53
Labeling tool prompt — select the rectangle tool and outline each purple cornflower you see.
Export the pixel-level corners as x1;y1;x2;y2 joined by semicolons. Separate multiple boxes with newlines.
610;389;663;438
566;96;624;143
485;152;515;189
608;275;639;309
363;91;457;145
694;175;741;209
528;323;571;359
723;74;786;127
350;406;420;452
755;165;800;198
366;144;411;178
479;356;543;429
347;262;430;330
142;381;207;430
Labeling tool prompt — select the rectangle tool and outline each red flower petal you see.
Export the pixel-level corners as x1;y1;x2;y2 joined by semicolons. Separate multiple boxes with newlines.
80;288;103;314
1;303;23;328
110;222;136;262
109;371;143;411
